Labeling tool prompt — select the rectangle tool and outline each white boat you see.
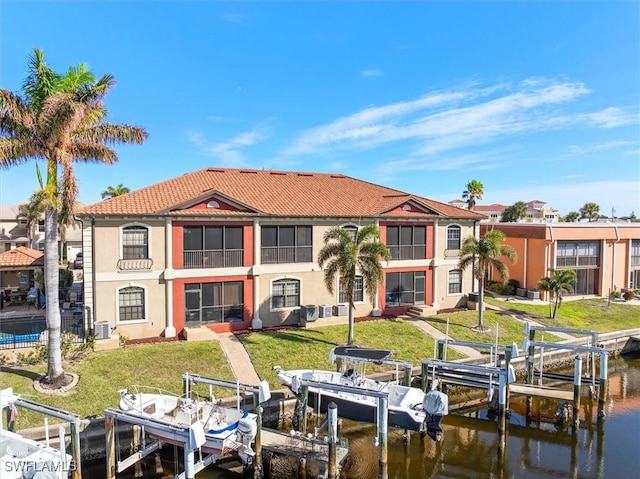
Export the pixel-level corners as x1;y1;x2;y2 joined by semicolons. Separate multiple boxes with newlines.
118;387;259;466
274;346;447;435
0;387;73;479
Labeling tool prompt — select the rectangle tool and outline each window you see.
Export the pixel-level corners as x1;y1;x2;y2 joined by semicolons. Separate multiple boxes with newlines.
342;226;358;242
448;270;462;294
119;286;145;321
37;220;45;232
557;241;599;267
261;226;312;263
632;240;640;266
339;276;363;303
271;278;300;309
447;225;461;250
183;225;243;268
185;281;244;324
386;225;426;260
123;226;149;259
385;271;425;306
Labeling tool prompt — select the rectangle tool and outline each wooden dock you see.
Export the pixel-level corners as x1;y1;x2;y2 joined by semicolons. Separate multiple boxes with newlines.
261;427;349;464
509;384;574;401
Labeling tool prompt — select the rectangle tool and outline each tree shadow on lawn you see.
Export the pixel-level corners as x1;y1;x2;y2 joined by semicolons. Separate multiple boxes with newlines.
1;367;41;381
240;328;341;348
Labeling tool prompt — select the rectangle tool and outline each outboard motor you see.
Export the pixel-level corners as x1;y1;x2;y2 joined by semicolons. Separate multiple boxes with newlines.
422;384;448;442
236;416;257;467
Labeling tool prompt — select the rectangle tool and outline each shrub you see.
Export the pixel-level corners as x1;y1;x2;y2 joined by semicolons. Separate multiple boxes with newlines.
623;290;635;301
610;290;622;300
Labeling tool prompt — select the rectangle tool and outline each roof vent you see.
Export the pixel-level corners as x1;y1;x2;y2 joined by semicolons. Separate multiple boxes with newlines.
403;204;412;211
207;168;225;173
207;201;220;209
240;170;257;174
297;173;313;177
270;171;287;176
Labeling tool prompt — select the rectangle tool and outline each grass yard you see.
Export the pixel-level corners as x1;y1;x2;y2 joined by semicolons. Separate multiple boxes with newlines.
421;309;565;346
0;341;234;428
238;319;460;389
483;297;640;332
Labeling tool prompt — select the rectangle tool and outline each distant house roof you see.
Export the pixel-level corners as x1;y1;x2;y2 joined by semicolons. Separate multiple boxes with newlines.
78;167;486;220
0;247;44;268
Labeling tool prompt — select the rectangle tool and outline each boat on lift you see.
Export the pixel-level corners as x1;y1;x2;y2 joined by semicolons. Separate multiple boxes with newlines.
274;346;445;434
1;387;73;479
118;380;269;467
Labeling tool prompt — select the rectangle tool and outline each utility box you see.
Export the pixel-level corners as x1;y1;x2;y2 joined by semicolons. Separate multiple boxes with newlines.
318;304;332;318
299;305;318;325
333;304;348;317
95;321;112;340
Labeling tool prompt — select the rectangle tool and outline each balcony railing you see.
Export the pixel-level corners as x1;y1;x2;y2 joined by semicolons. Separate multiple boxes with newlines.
183;249;243;269
556;256;599;267
261;246;312;264
388;245;426;261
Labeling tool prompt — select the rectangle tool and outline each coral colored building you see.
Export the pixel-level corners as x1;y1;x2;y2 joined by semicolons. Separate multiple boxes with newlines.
480;222;640;297
77;167;485;340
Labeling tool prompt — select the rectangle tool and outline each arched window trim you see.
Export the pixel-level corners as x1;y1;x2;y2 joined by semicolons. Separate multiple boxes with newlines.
339;223;359;242
119;222;152;260
270;276;302;312
446;224;462;251
115;283;148;324
338;275;364;304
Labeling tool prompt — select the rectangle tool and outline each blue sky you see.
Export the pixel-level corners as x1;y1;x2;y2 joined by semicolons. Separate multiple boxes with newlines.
1;1;639;217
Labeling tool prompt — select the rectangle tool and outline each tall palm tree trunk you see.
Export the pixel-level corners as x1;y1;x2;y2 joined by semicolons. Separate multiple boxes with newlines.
477;279;485;330
44;209;64;383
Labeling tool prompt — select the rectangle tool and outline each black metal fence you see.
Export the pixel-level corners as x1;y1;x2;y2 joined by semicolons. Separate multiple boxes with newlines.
0;309;85;350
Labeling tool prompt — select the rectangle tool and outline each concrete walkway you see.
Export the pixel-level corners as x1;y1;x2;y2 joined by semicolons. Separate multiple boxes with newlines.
216;332;262;385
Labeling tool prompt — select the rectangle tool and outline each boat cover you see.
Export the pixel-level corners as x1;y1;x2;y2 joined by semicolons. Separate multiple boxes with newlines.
331;346;393;364
423;390;448;416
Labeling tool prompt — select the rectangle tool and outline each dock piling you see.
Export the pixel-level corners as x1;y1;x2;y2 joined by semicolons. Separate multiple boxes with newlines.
598;352;608;420
573;355;582;428
328;402;337;479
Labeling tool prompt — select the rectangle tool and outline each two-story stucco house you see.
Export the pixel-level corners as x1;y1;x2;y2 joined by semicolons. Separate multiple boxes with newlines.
76;167;485;340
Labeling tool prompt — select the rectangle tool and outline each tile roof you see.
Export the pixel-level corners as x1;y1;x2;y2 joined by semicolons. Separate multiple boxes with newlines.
78;167;485;220
0;246;44;268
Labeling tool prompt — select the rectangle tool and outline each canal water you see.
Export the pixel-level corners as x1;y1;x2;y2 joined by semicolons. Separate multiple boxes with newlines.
85;354;640;479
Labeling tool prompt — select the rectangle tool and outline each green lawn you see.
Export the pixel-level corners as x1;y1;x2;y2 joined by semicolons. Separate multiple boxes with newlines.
421;309;565;346
0;341;234;429
483;297;640;332
238;319;460;389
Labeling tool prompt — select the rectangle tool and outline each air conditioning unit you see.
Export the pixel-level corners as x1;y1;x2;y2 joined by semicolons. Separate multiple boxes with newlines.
333;304;348;317
300;305;318;323
95;321;112;340
318;305;332;318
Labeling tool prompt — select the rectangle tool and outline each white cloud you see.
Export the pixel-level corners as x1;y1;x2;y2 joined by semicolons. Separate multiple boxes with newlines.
328;161;349;170
188;127;269;167
568;140;637;155
280;78;628;160
362;69;383;77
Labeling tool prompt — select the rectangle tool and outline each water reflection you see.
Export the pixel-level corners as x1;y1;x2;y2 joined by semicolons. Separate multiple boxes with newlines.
82;355;640;479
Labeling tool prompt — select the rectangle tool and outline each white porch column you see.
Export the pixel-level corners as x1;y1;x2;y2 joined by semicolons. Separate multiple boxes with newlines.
431;219;439;310
251;219;263;329
372;219;382;316
164;218;176;337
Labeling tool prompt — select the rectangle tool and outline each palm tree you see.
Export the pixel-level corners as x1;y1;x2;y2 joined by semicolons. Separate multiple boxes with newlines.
458;230;516;332
462;180;484;210
0;49;147;386
501;201;528;222
537;269;576;318
317;225;391;345
101;183;130;199
563;211;580;223
579;202;600;222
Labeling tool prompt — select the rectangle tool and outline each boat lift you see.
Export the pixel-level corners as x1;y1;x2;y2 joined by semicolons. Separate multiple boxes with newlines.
296;378;389;479
2;391;82;479
105;374;271;479
329;346;413;387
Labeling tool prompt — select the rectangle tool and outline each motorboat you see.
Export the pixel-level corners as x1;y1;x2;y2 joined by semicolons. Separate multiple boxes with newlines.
274;346;445;433
0;387;73;479
118;385;263;467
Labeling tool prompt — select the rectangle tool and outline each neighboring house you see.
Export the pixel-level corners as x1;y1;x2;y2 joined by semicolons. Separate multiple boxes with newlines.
0;204;82;262
480;223;640;296
449;200;561;223
0;246;44;293
77;167;486;340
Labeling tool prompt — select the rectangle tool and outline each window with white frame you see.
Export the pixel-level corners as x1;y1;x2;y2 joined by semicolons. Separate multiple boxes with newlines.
448;269;462;294
447;225;461;250
119;286;145;321
631;240;640;265
122;226;149;259
342;225;358;242
339;276;363;303
37;220;45;232
271;278;300;309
